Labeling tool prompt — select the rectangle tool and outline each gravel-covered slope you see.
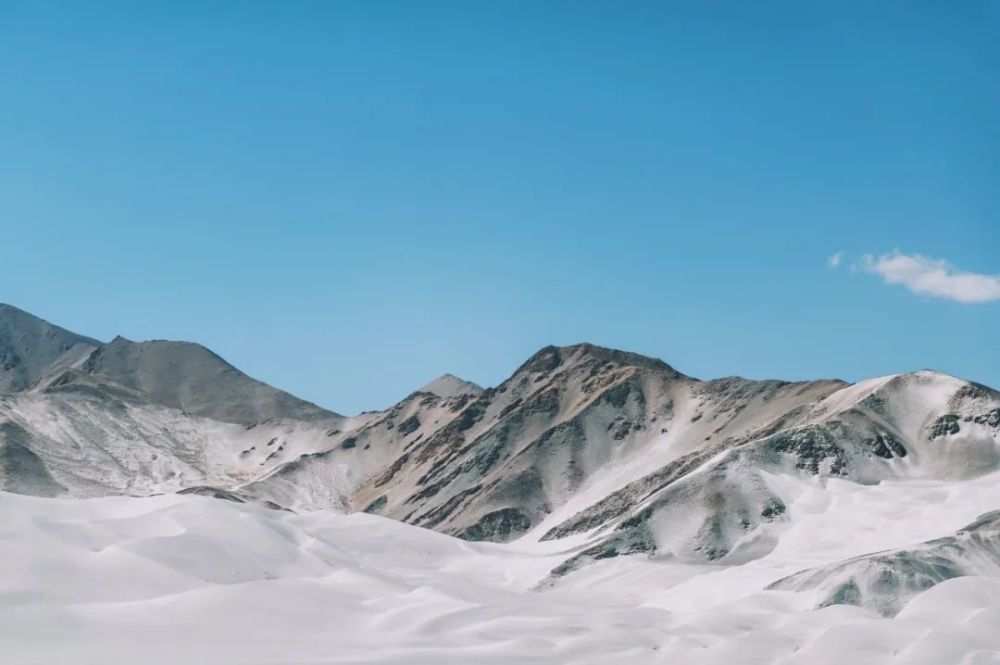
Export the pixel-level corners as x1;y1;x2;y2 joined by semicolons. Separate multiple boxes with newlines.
80;335;337;425
0;303;99;393
244;344;850;543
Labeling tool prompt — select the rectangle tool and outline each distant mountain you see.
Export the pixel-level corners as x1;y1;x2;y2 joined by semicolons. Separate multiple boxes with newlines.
80;335;336;424
1;303;999;583
0;303;343;499
418;373;484;399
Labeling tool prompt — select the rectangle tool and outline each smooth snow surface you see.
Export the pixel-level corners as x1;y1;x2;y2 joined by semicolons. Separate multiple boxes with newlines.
6;471;1000;664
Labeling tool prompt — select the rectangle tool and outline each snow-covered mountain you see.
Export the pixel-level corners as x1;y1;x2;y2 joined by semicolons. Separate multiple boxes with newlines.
0;304;349;499
241;343;1000;579
3;302;1000;663
2;302;1000;632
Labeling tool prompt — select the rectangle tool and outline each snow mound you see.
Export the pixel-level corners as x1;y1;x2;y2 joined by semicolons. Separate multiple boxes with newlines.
6;468;1000;663
770;509;1000;616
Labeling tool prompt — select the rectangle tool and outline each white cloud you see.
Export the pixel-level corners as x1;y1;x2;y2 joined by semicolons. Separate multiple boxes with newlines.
859;251;1000;304
827;251;844;268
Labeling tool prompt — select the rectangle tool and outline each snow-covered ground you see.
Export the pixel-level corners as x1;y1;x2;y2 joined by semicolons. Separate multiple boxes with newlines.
5;470;1000;664
3;309;999;663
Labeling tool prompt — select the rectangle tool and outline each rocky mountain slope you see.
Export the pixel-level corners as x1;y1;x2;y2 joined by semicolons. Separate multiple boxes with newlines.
2;303;999;590
0;304;347;499
0;303;100;392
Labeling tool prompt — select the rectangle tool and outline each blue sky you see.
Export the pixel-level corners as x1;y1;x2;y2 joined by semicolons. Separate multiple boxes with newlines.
1;1;997;414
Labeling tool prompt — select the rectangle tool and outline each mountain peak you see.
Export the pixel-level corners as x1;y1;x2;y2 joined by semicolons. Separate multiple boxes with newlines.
419;373;483;398
514;343;684;378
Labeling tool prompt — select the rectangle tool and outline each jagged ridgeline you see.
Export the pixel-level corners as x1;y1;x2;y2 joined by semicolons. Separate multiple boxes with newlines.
2;302;999;580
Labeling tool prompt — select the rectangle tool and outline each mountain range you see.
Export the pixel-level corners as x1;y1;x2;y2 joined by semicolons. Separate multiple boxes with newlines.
2;301;999;610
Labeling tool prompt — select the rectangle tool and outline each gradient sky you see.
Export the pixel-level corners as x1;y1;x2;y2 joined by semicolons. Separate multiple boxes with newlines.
1;1;997;414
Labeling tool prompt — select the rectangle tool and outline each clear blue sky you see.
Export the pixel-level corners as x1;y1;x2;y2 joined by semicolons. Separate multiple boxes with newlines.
1;1;997;414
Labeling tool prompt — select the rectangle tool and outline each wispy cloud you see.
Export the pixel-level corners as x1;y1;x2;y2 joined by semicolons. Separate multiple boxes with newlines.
826;251;844;268
859;251;1000;304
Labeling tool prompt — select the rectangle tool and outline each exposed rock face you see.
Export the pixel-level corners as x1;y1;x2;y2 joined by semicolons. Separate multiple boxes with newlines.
930;414;962;439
